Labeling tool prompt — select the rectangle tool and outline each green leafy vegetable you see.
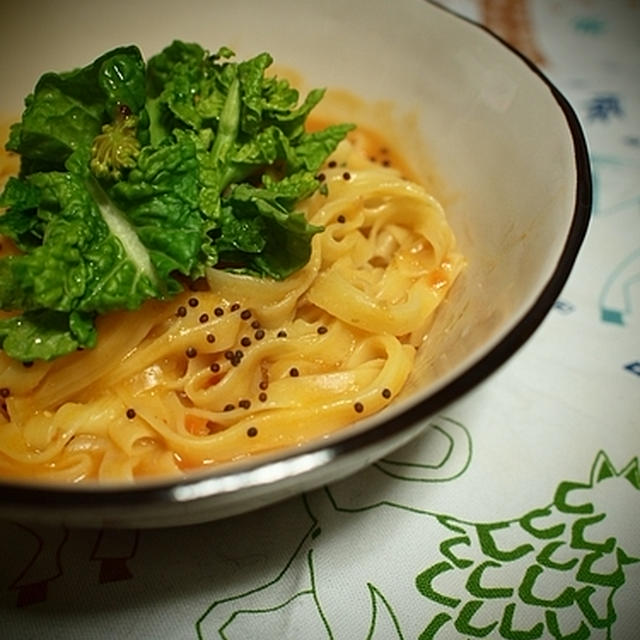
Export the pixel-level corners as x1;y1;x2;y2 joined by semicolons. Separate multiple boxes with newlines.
0;41;354;362
90;107;141;180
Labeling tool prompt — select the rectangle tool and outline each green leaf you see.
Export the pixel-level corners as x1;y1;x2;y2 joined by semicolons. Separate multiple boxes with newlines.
266;87;326;140
210;74;241;167
237;52;273;136
97;48;147;115
292;123;356;172
109;134;204;281
219;181;323;279
146;40;206;98
0;40;353;361
0;136;202;314
0;310;91;362
262;170;322;205
0;177;43;250
7;46;146;174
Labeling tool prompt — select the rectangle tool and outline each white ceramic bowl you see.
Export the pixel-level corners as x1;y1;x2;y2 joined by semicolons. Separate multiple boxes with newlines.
0;0;590;527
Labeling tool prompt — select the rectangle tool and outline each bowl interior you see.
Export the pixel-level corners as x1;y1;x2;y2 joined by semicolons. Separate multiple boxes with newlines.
0;0;588;525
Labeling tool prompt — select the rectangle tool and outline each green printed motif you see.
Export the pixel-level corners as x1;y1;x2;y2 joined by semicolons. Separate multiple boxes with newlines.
599;246;640;326
196;418;639;639
416;452;640;639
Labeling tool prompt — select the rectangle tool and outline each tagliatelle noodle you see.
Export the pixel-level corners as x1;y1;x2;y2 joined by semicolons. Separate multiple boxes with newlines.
0;131;464;484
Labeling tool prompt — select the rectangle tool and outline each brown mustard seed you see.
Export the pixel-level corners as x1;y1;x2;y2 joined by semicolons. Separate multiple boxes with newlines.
240;309;252;320
277;330;287;338
337;214;346;223
230;302;241;312
224;350;235;360
289;367;299;377
317;325;328;335
238;399;251;409
241;337;251;347
328;160;337;168
251;320;260;329
126;408;136;419
22;361;33;368
254;329;265;340
176;305;187;317
247;427;258;437
259;381;269;390
214;307;224;317
186;347;198;358
223;404;235;412
188;297;199;307
0;388;10;398
316;172;326;181
258;392;267;402
206;333;216;343
210;363;220;373
354;402;364;413
382;388;392;399
199;313;209;323
342;171;351;180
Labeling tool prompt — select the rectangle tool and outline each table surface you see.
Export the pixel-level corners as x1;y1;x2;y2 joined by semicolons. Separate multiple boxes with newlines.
2;1;639;638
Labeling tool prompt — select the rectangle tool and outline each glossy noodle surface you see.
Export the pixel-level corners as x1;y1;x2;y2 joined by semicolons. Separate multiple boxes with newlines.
0;130;463;483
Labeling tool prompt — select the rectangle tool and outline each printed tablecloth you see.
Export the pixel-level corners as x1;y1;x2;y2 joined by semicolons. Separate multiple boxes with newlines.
1;1;638;638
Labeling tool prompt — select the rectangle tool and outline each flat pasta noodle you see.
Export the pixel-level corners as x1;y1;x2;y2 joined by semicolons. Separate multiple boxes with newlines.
0;134;464;483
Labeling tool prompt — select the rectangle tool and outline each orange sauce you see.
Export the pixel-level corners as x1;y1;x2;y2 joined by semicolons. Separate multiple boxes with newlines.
307;114;420;183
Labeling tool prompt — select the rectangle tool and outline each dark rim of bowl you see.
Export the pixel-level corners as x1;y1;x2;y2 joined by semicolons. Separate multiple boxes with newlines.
0;1;592;518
